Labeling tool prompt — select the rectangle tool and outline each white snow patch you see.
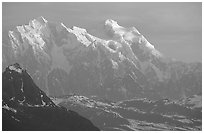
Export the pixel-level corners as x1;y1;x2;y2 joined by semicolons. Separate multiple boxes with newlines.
61;23;72;32
20;80;24;92
41;99;46;106
111;59;119;69
8;31;20;53
40;16;48;23
3;104;17;113
9;97;15;101
9;65;22;73
105;19;122;29
9;76;14;81
11;116;20;122
70;26;92;46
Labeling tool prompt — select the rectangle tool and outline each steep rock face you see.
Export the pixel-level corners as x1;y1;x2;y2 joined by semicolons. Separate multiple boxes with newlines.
2;63;99;131
2;17;201;101
3;63;55;107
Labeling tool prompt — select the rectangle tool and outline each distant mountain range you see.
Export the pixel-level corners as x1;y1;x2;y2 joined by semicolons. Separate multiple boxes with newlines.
2;16;201;101
2;17;202;130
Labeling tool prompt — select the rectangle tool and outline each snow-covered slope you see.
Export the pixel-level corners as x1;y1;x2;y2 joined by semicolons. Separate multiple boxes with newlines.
105;19;162;58
2;17;202;101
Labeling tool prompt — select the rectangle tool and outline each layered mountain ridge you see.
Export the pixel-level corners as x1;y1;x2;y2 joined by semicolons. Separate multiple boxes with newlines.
51;93;201;130
2;16;201;101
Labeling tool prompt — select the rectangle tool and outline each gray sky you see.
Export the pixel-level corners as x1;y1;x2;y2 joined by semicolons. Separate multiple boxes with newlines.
3;2;202;62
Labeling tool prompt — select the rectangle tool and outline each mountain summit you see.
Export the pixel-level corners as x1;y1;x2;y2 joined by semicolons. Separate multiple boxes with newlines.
2;17;201;101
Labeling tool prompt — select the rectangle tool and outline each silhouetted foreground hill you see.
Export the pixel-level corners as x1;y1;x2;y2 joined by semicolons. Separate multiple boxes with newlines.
2;63;99;131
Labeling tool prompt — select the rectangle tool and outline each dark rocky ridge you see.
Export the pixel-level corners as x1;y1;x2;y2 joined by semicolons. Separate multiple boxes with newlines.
2;63;99;131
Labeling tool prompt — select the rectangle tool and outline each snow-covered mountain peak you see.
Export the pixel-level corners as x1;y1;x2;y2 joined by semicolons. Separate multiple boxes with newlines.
72;26;87;33
104;19;162;58
105;19;122;29
14;17;46;50
7;17;52;65
3;16;202;102
68;26;92;46
28;16;47;29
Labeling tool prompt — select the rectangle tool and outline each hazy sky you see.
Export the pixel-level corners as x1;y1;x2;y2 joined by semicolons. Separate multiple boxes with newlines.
3;2;202;62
